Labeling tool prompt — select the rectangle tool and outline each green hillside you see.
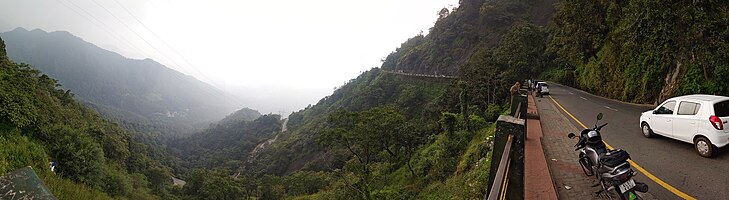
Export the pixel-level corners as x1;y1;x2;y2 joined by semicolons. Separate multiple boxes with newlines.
0;28;242;135
545;0;729;103
217;107;262;125
0;37;186;199
170;114;280;171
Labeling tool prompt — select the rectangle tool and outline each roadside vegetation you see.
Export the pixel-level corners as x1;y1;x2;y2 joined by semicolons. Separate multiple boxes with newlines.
544;0;729;103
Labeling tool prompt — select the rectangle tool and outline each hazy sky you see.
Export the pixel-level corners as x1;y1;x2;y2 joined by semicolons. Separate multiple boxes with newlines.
0;0;458;114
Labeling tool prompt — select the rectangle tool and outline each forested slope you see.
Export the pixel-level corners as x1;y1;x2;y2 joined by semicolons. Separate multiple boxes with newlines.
0;37;178;199
170;114;280;171
383;0;554;76
546;0;729;104
0;28;241;135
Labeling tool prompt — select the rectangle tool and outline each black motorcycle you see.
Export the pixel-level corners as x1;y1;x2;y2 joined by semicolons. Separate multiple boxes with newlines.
567;113;649;199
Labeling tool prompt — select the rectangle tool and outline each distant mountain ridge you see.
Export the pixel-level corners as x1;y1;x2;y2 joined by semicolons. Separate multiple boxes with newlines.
218;107;262;125
0;28;245;134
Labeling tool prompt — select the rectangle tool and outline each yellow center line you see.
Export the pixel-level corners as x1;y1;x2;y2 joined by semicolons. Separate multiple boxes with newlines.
547;95;696;200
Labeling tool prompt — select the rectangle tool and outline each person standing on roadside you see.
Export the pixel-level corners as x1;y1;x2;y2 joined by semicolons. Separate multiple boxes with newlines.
510;81;521;106
510;81;521;95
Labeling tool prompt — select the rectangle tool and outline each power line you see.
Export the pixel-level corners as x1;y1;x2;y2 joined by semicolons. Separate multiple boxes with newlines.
109;0;220;89
89;0;190;75
88;0;241;104
52;0;243;112
91;0;240;102
55;0;147;56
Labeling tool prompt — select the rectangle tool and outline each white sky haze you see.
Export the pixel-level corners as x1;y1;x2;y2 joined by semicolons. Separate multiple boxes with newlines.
0;0;459;114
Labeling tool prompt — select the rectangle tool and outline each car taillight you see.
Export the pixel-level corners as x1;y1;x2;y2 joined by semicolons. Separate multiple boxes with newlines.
710;115;724;130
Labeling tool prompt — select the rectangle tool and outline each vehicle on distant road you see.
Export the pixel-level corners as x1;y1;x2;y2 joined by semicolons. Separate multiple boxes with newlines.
640;94;729;157
536;82;550;96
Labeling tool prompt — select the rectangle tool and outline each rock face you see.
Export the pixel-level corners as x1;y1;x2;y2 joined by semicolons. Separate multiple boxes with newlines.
247;134;279;163
658;61;684;105
172;177;186;187
0;167;56;200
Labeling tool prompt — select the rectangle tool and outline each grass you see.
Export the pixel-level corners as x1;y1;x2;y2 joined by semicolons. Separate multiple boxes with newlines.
43;175;114;200
0;133;117;199
456;123;495;175
418;124;495;199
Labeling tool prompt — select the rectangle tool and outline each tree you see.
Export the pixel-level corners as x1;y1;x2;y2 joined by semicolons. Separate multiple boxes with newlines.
198;170;243;200
48;125;106;188
395;122;428;177
145;167;172;196
458;81;470;131
318;106;407;199
493;23;548;83
438;8;450;20
439;112;458;135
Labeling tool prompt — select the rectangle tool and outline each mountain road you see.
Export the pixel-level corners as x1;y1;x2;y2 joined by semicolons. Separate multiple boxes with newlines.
543;83;728;200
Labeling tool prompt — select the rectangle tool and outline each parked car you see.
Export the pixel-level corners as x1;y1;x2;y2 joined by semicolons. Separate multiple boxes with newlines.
536;82;550;95
639;94;729;157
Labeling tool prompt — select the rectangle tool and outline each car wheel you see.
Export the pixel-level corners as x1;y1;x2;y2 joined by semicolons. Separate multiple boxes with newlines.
641;122;654;138
694;137;714;158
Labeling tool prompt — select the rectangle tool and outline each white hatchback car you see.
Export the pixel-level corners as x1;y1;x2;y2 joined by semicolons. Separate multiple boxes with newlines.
536;82;550;95
640;95;729;157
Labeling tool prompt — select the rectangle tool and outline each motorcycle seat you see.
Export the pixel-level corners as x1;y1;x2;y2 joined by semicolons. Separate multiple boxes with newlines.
600;149;630;167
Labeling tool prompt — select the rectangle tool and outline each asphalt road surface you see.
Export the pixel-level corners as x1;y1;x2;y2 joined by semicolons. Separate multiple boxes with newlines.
543;82;728;200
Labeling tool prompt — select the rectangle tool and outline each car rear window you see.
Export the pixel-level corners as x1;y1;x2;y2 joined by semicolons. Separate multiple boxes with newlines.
678;101;700;115
714;100;729;117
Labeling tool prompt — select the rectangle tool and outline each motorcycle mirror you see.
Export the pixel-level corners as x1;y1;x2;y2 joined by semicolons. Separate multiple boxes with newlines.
597;113;603;120
567;133;576;139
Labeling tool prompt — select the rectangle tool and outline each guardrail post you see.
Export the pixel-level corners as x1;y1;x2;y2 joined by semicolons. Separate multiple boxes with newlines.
510;95;518;115
519;94;527;120
486;115;525;200
509;115;525;200
517;93;527;139
510;93;528;119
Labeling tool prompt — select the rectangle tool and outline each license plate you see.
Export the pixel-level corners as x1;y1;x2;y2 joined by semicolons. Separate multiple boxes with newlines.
619;178;636;194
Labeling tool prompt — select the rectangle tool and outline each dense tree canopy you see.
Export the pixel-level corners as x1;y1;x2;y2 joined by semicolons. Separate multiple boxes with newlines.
547;0;729;103
0;37;167;199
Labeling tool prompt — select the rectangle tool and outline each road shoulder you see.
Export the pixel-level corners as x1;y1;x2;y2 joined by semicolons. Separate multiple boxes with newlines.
524;94;558;200
535;94;658;199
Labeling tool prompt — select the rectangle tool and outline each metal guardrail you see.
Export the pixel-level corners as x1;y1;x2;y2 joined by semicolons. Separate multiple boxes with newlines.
486;91;527;200
487;134;514;200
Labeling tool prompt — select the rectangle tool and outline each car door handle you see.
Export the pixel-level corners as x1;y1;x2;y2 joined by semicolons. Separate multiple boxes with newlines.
689;122;696;124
